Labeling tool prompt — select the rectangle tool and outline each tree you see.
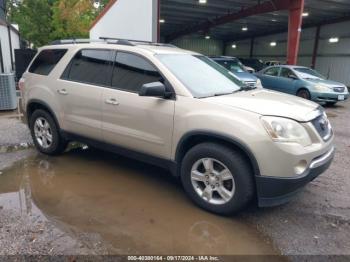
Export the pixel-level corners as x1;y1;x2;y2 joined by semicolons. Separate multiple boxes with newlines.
7;0;56;47
7;0;112;47
51;0;104;40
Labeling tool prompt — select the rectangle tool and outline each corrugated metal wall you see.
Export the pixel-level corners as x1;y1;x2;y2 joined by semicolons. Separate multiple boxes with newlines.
225;27;316;66
171;37;224;56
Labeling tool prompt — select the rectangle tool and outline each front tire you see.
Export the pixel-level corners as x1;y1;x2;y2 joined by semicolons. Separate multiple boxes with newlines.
180;143;255;215
296;89;311;100
29;109;67;155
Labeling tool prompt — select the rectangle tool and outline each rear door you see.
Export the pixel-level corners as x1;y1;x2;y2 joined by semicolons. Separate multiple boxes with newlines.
101;51;175;159
259;67;281;91
57;49;114;140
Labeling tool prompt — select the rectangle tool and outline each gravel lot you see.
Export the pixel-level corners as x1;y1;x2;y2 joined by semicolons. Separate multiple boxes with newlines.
0;209;110;255
0;100;349;257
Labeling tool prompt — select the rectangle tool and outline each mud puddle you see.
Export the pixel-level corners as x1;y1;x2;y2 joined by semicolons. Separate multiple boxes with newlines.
0;148;280;255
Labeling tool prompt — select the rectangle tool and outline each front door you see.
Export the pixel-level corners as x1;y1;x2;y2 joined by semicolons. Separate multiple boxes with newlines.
102;51;175;159
277;67;298;95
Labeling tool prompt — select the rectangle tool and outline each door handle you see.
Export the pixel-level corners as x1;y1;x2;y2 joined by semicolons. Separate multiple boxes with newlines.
105;98;119;106
57;89;68;95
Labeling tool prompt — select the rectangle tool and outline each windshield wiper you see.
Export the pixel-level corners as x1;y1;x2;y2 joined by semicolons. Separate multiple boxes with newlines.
198;88;248;98
212;92;233;97
213;89;246;96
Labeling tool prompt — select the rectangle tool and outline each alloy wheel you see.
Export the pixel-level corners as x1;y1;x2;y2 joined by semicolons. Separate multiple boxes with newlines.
34;117;53;149
191;158;235;205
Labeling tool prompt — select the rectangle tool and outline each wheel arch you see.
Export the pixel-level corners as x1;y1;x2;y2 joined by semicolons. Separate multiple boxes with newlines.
175;131;260;178
26;99;61;129
296;87;310;95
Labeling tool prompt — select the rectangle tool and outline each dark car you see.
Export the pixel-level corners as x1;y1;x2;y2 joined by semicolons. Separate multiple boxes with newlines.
239;58;265;72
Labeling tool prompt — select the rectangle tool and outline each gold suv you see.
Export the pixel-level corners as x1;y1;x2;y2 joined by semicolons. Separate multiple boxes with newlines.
20;39;335;214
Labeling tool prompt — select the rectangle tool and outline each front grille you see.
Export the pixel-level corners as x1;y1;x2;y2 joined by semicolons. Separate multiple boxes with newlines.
311;114;332;141
333;86;345;93
245;81;256;88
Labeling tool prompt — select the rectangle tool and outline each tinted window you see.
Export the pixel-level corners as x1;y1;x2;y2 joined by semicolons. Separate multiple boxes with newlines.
29;49;67;75
112;52;161;92
264;67;280;76
280;68;296;78
65;49;114;86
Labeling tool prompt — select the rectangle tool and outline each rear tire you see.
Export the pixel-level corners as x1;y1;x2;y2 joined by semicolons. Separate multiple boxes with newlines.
296;88;311;100
180;143;255;215
29;109;67;155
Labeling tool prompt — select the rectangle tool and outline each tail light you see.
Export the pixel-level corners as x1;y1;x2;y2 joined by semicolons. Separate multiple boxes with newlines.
19;78;25;91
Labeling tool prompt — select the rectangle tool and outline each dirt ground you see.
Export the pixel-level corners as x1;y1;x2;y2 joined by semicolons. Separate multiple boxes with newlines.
0;99;349;258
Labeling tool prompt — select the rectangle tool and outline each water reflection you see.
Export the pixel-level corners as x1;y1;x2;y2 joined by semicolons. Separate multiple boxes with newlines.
0;148;279;255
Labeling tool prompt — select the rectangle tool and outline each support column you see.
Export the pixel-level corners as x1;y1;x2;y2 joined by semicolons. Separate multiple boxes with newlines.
249;37;255;58
311;25;321;69
287;0;304;65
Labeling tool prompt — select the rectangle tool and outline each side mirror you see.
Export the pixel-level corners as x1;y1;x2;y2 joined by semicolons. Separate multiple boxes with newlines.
139;81;171;98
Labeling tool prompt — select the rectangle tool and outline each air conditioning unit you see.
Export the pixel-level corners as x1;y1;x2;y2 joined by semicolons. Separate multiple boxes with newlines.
0;73;17;110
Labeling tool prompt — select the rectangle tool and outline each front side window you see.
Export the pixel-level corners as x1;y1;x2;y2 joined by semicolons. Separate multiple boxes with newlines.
64;49;114;86
112;52;161;92
156;54;242;98
264;67;280;77
280;68;296;78
29;49;67;75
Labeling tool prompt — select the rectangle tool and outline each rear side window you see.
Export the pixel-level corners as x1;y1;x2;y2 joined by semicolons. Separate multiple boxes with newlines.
29;49;67;75
112;52;161;92
64;49;114;86
264;67;280;76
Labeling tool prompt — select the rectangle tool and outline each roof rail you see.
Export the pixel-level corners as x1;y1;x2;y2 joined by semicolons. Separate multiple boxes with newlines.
49;38;135;46
99;37;135;46
50;37;177;48
99;37;177;48
50;39;102;45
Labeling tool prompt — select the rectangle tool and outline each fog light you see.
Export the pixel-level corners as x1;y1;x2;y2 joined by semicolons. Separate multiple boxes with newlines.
294;160;308;175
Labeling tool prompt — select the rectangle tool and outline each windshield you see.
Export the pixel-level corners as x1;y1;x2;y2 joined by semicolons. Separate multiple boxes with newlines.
294;67;325;80
215;59;246;73
156;54;243;98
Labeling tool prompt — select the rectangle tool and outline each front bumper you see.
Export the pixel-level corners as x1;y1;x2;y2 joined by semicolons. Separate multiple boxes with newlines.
312;91;349;103
256;146;335;207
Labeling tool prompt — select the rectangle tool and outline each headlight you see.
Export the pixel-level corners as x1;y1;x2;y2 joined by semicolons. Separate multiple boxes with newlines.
256;79;263;88
314;84;331;92
261;116;312;146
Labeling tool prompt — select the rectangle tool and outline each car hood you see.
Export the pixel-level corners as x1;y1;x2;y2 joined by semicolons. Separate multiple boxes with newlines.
233;71;258;82
204;89;320;122
305;78;346;87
